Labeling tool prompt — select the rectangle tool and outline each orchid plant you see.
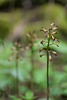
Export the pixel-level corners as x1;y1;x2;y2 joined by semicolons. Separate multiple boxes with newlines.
39;23;59;100
8;42;24;96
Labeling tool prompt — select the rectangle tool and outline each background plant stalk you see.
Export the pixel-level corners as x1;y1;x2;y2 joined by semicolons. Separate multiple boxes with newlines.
16;53;19;97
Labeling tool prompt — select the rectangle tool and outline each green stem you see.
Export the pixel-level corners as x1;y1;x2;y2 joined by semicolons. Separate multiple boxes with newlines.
16;54;19;97
47;30;50;100
47;50;49;100
31;44;34;90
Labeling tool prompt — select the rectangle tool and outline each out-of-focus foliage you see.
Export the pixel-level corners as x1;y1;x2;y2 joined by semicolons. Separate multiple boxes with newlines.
0;20;10;39
0;0;5;6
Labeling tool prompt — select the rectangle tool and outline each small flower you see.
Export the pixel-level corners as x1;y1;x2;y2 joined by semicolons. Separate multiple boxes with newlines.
52;51;57;56
40;27;48;33
49;55;52;61
53;26;58;30
8;42;24;62
40;40;47;45
51;23;55;26
52;32;57;34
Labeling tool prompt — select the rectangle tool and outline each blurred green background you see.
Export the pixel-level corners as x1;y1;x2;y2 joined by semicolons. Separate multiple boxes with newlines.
0;0;67;100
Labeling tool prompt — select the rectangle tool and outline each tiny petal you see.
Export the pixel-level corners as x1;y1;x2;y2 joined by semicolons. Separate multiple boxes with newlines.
53;27;58;30
49;55;52;61
52;51;57;56
51;23;55;26
40;27;48;33
40;40;47;45
52;32;57;34
52;35;55;40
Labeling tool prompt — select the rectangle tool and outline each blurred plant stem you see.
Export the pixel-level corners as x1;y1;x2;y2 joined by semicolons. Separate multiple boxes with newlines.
16;53;19;97
30;43;34;90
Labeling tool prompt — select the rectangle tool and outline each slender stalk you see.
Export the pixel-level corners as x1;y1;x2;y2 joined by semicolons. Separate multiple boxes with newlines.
47;30;50;100
47;50;49;100
16;53;19;97
30;43;34;90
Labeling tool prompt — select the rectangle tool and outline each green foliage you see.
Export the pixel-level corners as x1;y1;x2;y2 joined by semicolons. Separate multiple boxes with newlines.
9;95;22;100
0;20;11;39
21;91;36;100
0;0;5;5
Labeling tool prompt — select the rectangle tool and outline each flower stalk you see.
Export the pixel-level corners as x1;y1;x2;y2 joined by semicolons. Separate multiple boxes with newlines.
39;23;59;100
8;42;24;96
26;31;37;90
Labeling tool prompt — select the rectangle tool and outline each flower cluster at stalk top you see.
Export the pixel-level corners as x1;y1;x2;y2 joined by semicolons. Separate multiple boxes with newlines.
26;31;38;43
8;42;24;62
39;23;59;61
26;31;38;49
